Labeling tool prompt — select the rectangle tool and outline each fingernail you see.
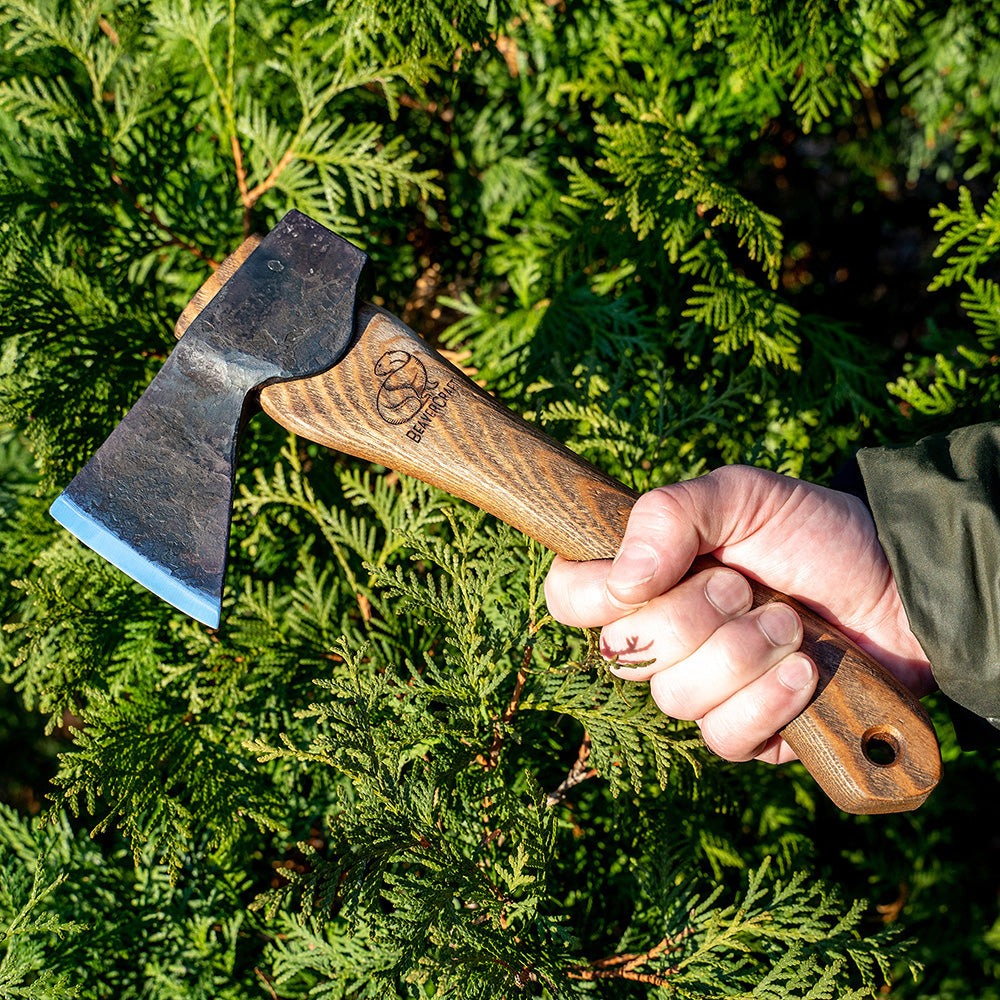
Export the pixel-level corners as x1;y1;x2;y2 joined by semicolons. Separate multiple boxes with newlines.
608;544;659;590
705;571;751;615
758;604;800;647
777;655;815;692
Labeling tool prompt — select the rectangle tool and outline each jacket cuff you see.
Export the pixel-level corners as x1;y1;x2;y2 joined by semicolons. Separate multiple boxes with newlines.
856;422;1000;732
834;453;995;749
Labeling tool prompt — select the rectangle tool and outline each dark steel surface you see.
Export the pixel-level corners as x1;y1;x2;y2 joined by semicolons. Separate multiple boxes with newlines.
58;211;369;623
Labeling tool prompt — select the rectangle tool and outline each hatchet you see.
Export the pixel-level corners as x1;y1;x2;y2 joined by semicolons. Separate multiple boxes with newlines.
49;210;940;815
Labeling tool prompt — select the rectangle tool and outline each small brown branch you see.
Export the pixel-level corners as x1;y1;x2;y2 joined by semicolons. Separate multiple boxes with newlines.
503;644;532;724
243;145;297;208
364;83;456;123
592;935;676;971
230;133;250;205
545;732;597;807
356;593;373;622
573;968;675;985
493;34;520;77
876;881;909;924
479;645;532;769
98;16;120;45
110;174;220;268
859;81;883;131
569;932;690;985
230;135;297;236
254;967;279;1000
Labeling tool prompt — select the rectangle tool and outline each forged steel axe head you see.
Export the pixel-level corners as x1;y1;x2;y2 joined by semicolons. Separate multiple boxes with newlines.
50;211;369;628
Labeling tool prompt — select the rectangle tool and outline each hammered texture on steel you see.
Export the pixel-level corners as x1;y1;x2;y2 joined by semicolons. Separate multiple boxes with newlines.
56;212;369;622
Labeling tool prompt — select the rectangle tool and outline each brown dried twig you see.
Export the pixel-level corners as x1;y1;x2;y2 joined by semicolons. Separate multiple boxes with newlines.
545;732;597;807
254;967;280;999
110;174;220;268
479;644;533;769
569;931;692;986
230;135;297;237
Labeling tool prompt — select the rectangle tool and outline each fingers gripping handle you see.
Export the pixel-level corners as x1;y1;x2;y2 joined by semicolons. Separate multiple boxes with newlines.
258;304;941;814
756;585;941;812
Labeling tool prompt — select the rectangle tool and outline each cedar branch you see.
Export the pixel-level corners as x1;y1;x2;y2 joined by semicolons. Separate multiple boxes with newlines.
110;173;220;268
545;732;597;806
254;967;280;999
569;932;690;985
503;644;532;724
478;645;532;768
230;134;297;235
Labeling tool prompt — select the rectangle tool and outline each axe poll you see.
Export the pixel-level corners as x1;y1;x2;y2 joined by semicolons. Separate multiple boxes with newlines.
50;210;941;815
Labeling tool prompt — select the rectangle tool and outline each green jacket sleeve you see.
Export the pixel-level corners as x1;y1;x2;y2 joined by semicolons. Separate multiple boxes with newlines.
857;421;1000;729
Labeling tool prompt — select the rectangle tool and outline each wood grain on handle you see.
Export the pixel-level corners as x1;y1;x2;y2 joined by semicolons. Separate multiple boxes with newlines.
258;303;941;814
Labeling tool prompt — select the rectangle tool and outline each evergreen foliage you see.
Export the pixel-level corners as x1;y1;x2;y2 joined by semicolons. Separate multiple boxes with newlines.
887;185;1000;420
2;0;1000;996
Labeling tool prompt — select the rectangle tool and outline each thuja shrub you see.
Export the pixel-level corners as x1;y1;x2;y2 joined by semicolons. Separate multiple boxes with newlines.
2;1;1000;996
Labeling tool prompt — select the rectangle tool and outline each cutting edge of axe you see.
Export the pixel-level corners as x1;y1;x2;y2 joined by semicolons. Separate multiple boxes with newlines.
51;491;222;626
49;210;942;815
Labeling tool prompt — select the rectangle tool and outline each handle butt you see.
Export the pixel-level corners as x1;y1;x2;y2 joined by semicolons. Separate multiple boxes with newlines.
772;588;940;813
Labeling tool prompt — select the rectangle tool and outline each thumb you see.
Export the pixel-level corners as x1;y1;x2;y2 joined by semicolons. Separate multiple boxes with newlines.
604;467;786;608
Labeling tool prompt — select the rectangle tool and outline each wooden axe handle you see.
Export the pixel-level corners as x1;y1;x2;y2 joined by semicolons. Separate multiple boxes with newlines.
254;303;940;814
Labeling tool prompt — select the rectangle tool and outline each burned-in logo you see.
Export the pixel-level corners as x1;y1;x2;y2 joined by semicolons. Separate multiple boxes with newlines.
372;350;464;443
374;350;440;425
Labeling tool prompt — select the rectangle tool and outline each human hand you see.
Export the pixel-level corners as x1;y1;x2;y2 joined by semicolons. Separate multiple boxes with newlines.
544;466;934;764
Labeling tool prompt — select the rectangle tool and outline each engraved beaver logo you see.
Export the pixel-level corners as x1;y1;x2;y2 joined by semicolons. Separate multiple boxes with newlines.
374;350;440;425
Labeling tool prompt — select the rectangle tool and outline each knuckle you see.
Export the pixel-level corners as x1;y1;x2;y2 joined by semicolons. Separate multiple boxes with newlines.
644;604;688;656
707;464;770;493
629;485;692;536
631;486;676;519
711;635;759;688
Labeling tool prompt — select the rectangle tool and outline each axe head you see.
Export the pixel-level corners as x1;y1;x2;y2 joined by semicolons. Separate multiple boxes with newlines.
50;211;369;628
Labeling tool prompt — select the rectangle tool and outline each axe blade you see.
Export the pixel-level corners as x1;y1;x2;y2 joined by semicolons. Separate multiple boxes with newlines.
50;211;369;627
